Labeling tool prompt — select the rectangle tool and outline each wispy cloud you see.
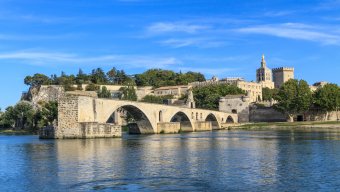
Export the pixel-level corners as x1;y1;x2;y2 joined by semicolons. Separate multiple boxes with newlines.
159;38;225;48
236;23;340;45
147;22;210;34
0;51;181;68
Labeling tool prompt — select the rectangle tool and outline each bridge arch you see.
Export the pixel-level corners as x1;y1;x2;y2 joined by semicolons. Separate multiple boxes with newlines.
106;104;155;134
226;115;235;123
205;113;221;129
170;111;194;132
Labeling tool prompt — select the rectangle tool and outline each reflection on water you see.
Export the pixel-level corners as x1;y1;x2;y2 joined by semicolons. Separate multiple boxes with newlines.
1;129;340;191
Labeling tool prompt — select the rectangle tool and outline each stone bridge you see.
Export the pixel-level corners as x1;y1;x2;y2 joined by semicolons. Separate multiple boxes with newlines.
41;94;238;139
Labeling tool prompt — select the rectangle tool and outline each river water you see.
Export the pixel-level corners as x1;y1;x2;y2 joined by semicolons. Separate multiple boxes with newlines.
1;130;340;191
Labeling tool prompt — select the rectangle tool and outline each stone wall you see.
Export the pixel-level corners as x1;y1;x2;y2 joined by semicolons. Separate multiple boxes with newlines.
157;122;180;133
58;95;79;131
249;106;287;122
40;95;122;139
194;121;212;131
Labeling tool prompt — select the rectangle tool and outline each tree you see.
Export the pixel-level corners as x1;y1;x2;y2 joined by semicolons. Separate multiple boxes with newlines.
91;68;108;84
24;73;50;86
39;101;58;126
262;88;279;101
9;101;36;129
313;83;340;120
141;95;174;104
193;84;245;110
98;86;112;98
120;82;137;101
107;67;117;84
274;79;312;122
85;83;100;91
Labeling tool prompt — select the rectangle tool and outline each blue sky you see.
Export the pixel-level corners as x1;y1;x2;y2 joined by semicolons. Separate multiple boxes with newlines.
1;0;340;109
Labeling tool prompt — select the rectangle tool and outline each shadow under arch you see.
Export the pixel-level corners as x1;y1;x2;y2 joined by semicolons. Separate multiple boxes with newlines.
205;113;220;130
106;105;154;134
226;115;234;123
170;111;194;132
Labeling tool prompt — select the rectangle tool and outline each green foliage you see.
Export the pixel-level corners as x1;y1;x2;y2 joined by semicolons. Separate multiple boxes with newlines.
0;102;35;129
85;83;100;91
262;87;279;101
38;101;58;127
135;69;205;87
141;95;174;104
313;84;340;113
0;101;58;132
91;68;108;84
120;82;137;101
98;86;112;98
193;84;245;110
24;73;50;86
274;79;312;120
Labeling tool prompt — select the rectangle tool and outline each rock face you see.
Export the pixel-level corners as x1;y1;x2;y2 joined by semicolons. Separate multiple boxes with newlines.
22;85;65;108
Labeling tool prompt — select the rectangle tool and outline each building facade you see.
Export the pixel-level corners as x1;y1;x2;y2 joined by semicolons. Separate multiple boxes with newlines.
272;67;295;88
256;54;275;89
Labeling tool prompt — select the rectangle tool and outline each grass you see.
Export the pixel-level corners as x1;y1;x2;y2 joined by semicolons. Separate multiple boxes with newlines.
0;129;34;135
233;121;340;130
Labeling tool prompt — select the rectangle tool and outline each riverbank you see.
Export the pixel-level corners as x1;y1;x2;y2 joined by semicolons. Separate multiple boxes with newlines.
0;129;35;135
230;121;340;130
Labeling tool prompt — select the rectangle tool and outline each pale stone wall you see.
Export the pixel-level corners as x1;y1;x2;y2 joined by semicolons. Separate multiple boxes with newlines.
154;85;191;98
272;67;294;88
236;81;262;102
157;122;180;133
219;95;250;123
249;106;286;122
194;121;212;131
58;95;79;131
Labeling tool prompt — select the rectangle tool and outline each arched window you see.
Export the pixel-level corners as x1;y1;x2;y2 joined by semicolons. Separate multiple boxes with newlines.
159;110;163;122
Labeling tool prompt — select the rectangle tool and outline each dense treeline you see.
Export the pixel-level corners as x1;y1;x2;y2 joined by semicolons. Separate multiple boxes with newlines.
141;95;174;104
0;101;58;132
265;79;340;122
135;69;205;87
193;84;246;110
24;68;206;90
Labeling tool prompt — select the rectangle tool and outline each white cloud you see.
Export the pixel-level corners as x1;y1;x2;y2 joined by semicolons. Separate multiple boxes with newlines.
0;51;181;68
236;23;340;45
159;38;224;48
147;22;209;34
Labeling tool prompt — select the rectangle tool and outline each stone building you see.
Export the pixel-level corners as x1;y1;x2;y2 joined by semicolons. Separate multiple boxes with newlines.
272;67;294;88
154;85;192;98
310;81;328;92
219;94;251;122
256;54;275;89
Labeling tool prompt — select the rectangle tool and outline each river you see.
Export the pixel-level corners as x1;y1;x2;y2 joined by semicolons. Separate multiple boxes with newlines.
1;130;340;191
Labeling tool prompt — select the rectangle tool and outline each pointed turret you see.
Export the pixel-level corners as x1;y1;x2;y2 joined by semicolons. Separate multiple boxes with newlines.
186;89;196;108
261;54;266;68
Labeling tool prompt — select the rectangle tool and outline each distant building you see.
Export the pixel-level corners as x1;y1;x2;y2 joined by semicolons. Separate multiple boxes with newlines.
154;85;192;98
272;67;294;88
256;54;275;89
310;81;329;92
219;94;251;122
